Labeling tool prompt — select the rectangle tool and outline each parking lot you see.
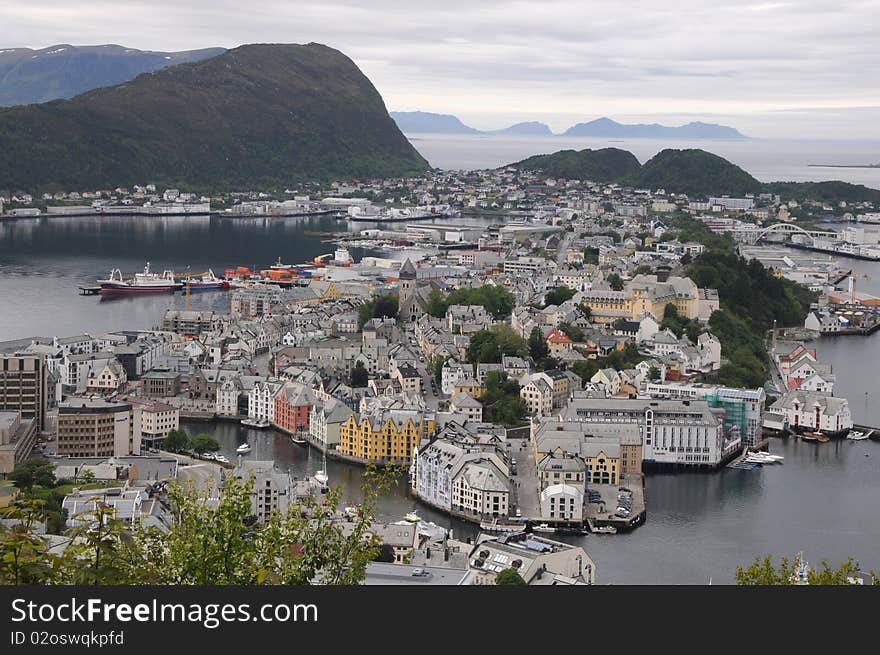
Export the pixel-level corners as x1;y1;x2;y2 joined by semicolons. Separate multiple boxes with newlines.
583;473;645;526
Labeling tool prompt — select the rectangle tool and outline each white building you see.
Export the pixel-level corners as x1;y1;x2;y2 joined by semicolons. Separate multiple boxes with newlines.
540;484;584;521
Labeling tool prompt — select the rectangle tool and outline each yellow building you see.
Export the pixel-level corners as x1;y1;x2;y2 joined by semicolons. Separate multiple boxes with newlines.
339;409;436;464
452;379;485;399
581;274;701;324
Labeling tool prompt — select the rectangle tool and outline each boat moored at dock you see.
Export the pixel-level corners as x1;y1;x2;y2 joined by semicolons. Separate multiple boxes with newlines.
97;263;182;295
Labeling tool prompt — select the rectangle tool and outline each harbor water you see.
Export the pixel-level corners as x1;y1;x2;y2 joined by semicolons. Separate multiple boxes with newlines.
1;214;878;583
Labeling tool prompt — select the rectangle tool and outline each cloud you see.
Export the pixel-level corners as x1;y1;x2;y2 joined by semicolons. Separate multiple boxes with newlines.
3;0;880;138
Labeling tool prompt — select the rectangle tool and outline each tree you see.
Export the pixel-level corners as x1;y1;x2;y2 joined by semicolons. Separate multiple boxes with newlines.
544;286;575;307
632;264;653;276
607;273;624;291
189;434;220;455
374;543;396;563
558;322;584;343
528;326;548;361
431;355;448;386
735;554;872;585
9;458;56;491
444;285;515;320
648;366;661;381
357;294;399;330
0;466;397;586
350;362;368;387
496;568;527;585
426;288;448;318
164;428;190;453
467;325;527;364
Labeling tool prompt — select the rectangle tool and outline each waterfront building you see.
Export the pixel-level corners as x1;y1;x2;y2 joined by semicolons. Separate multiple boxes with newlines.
248;380;282;423
56;398;138;458
468;532;595;585
273;381;314;434
555;395;731;467
451;458;510;518
540;484;584;521
308;397;353;451
644;382;766;447
0;353;48;430
770;391;853;435
338;408;435;463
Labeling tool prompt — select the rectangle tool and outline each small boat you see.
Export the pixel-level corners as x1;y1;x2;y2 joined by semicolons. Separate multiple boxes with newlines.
313;450;329;490
241;418;271;429
592;525;617;534
290;432;307;445
403;511;421;523
479;519;524;533
236;443;252;454
801;431;826;443
847;430;869;441
532;523;555;534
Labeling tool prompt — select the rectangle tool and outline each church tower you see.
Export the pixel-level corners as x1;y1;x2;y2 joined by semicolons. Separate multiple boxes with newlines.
397;258;418;322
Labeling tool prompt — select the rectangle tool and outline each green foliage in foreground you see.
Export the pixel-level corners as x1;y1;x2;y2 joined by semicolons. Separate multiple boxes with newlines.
0;467;396;585
736;555;878;585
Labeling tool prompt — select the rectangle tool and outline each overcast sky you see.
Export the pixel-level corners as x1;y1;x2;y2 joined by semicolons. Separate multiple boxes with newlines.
5;0;880;139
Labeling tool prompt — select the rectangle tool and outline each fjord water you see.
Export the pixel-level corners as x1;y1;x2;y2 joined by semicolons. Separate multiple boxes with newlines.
409;133;880;187
197;420;880;584
1;209;879;583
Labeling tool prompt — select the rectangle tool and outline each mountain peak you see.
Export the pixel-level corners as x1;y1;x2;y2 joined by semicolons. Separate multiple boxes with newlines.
0;43;429;189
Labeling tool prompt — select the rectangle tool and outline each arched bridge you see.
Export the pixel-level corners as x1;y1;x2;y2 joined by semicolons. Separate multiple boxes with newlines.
732;222;839;245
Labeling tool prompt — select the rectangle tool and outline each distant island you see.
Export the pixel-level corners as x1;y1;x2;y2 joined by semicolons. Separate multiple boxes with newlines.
508;147;880;201
808;163;880;169
391;111;746;139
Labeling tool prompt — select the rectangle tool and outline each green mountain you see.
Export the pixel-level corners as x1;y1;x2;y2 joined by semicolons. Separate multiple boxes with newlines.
630;148;762;196
0;43;429;190
508;147;879;200
0;44;226;107
511;148;641;182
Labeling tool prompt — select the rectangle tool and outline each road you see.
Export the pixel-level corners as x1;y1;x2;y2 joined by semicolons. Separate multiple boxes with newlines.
556;230;575;267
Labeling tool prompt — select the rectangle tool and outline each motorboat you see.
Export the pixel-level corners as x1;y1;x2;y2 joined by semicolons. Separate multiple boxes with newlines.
532;523;555;533
847;430;869;440
403;510;421;523
214;454;230;464
235;443;252;454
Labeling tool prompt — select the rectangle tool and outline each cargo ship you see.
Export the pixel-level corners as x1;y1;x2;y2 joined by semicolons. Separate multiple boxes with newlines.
98;263;182;295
